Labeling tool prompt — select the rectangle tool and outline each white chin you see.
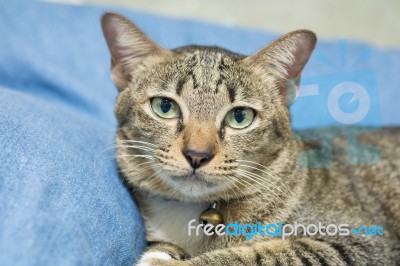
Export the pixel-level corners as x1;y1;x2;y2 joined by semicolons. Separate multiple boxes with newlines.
164;176;224;201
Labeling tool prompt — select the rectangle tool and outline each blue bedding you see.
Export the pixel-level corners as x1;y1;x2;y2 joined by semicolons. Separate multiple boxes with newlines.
0;0;399;265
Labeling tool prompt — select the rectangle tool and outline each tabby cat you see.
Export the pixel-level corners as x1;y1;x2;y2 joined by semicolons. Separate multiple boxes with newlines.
101;13;400;265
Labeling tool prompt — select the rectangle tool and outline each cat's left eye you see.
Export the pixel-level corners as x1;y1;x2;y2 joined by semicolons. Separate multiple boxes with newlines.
151;97;180;119
225;107;256;129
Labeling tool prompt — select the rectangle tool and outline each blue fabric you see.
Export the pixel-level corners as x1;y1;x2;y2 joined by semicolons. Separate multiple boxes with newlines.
0;0;399;265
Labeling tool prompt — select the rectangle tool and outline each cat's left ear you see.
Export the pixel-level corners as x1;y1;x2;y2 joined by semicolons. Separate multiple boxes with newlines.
241;30;316;105
101;13;169;91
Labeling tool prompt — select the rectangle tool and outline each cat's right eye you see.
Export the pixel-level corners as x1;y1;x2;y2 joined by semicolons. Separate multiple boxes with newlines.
151;97;180;119
225;107;255;129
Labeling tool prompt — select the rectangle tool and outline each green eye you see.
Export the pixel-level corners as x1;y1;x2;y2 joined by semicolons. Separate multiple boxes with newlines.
225;107;255;129
151;97;180;119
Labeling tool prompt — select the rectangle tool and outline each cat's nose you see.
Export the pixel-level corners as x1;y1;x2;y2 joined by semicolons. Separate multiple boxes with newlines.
182;148;215;169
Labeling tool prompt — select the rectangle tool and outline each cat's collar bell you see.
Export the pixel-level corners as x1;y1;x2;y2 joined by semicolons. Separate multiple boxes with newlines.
199;202;223;226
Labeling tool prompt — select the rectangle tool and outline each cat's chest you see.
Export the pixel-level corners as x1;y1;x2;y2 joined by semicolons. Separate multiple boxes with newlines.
141;197;209;256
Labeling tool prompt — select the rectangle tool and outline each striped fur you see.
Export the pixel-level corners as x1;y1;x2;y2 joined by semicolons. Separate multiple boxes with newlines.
101;13;400;265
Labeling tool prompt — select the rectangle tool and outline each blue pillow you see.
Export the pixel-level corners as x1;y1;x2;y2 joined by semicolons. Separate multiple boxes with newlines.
0;0;399;265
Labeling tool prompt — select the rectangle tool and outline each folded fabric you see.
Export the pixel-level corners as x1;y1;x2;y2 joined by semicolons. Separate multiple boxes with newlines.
0;86;145;265
0;0;399;265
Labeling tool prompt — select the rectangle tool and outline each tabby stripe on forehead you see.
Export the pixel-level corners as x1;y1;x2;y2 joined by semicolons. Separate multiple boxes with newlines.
187;70;199;89
176;77;186;95
227;83;236;103
216;57;228;94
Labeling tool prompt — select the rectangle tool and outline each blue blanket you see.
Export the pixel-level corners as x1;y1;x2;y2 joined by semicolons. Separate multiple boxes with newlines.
0;0;399;265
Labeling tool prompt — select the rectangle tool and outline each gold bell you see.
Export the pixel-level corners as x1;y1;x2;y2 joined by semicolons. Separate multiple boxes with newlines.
199;202;223;227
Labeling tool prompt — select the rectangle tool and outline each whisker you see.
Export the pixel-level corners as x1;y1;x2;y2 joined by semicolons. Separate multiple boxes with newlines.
141;168;164;187
236;170;283;199
117;154;155;160
115;144;155;152
126;164;158;177
234;171;278;212
237;160;295;197
237;167;287;195
118;139;159;148
223;175;242;202
237;168;293;210
94;142;156;169
96;142;155;158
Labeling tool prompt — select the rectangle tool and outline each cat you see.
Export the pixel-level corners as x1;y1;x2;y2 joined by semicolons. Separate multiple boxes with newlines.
101;13;400;265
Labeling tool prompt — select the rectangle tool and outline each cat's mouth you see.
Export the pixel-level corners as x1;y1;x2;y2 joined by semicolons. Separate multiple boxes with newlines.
163;172;224;200
169;172;217;187
157;169;225;200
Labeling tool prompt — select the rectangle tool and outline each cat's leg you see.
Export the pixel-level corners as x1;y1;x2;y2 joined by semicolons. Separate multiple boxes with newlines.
147;237;379;266
185;237;375;266
136;241;188;266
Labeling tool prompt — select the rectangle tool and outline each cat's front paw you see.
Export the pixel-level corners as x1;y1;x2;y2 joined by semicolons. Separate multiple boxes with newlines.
136;251;191;266
136;251;173;266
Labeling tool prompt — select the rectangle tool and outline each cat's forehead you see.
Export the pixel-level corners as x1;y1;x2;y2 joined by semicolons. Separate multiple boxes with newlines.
142;48;266;119
173;50;245;114
176;51;229;93
167;49;257;103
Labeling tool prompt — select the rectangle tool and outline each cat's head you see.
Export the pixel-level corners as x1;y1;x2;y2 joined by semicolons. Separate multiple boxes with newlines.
101;13;316;203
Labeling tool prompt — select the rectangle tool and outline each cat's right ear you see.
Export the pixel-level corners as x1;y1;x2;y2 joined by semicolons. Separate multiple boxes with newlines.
241;30;316;105
101;13;168;91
